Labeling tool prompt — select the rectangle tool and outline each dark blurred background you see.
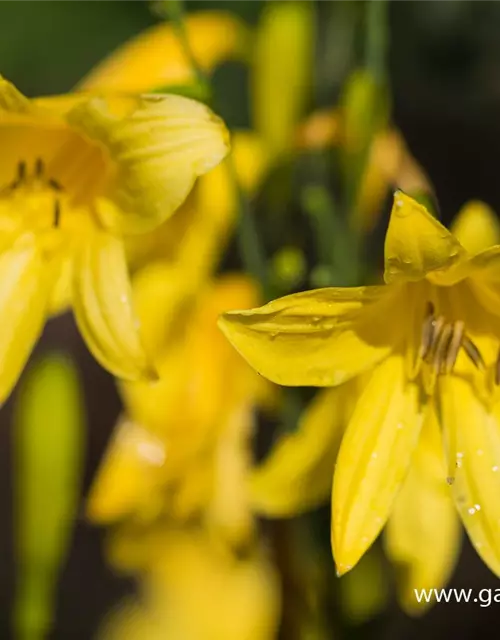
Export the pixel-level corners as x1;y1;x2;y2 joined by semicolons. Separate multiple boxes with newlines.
1;1;500;638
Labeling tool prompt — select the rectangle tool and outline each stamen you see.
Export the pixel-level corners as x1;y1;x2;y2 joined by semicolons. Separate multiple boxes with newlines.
433;324;453;373
35;158;44;178
425;315;445;363
419;302;435;360
443;320;464;374
53;200;61;228
17;160;26;182
462;335;485;371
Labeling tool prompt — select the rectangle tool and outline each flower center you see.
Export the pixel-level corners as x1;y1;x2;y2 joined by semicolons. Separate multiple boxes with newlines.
1;158;63;229
418;301;486;376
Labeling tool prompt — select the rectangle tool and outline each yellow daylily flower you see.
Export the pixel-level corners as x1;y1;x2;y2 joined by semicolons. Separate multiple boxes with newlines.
100;527;280;640
0;76;228;402
219;192;500;577
88;272;268;549
249;377;460;613
78;11;249;92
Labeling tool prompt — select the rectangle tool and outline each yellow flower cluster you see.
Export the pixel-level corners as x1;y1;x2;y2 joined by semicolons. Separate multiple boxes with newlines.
9;4;500;635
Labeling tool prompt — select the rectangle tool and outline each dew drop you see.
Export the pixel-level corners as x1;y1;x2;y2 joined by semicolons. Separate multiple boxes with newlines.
468;507;476;515
475;504;481;511
493;466;499;473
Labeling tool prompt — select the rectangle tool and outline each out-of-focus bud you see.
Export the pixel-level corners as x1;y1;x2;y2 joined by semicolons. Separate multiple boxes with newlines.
271;246;307;291
78;11;249;92
451;200;500;255
13;354;84;640
295;109;341;150
252;0;314;161
341;69;389;163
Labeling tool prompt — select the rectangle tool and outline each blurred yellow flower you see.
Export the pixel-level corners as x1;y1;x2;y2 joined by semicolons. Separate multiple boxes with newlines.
88;273;269;548
219;193;500;578
0;76;228;402
79;11;249;92
89;274;281;637
100;528;280;640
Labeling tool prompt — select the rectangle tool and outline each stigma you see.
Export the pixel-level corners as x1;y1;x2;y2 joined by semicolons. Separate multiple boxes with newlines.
1;158;64;228
419;302;485;375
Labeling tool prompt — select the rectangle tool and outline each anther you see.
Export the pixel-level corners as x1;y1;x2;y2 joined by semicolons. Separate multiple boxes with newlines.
48;178;63;192
17;160;26;182
53;200;61;228
425;315;445;363
35;158;44;178
419;302;436;360
462;335;485;371
433;324;453;373
443;320;464;374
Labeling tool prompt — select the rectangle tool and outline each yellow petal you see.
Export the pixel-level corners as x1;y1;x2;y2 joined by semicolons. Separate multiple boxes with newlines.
385;408;460;614
219;285;404;387
67;93;230;234
86;418;165;524
439;375;500;576
0;76;33;114
384;191;466;285
147;530;281;640
250;382;358;516
206;404;255;548
78;11;249;92
72;227;155;381
0;234;53;404
450;201;500;256
332;356;423;575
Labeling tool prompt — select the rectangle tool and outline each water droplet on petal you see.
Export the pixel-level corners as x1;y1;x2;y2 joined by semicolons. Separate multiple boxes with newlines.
493;465;499;472
468;507;476;515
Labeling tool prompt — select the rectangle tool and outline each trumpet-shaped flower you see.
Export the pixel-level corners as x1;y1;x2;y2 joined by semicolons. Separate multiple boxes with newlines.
79;11;249;93
0;76;228;402
88;272;270;549
219;193;500;578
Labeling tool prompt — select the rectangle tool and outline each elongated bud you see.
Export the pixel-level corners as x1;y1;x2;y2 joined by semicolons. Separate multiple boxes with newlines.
252;0;314;161
340;68;390;233
13;353;85;640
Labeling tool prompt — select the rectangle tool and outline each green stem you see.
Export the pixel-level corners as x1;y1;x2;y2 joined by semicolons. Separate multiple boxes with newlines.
227;156;270;298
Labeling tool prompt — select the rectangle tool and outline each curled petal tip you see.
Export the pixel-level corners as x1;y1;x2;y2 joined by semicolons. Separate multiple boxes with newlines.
335;562;354;578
